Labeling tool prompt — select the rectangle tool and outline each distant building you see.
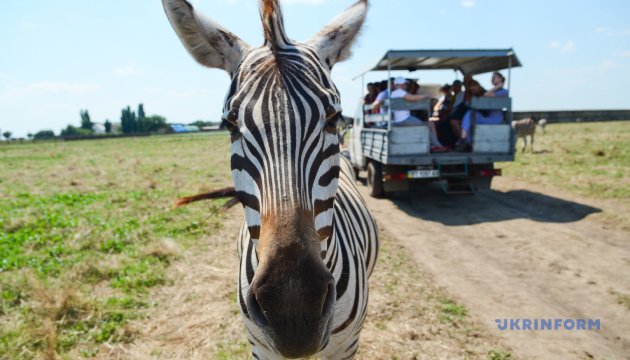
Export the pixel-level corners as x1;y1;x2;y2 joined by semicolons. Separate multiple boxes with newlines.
200;125;221;132
92;123;106;134
168;124;200;133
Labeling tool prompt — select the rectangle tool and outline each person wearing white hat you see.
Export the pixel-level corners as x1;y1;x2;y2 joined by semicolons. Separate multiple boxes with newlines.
388;76;445;149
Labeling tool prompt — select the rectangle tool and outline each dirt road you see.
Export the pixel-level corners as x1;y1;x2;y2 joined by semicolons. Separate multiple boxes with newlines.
358;176;630;360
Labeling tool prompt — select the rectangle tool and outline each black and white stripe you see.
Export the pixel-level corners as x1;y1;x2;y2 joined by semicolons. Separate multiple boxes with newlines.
237;158;378;359
162;0;375;358
227;39;378;360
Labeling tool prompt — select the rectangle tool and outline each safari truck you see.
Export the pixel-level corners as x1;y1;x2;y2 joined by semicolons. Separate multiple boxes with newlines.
347;49;522;196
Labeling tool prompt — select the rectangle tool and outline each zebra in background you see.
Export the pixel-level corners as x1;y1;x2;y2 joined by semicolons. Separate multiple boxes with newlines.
538;118;548;133
512;117;539;152
162;0;379;359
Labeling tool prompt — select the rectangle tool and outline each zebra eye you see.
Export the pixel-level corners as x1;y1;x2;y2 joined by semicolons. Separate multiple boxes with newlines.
325;112;342;134
222;110;240;135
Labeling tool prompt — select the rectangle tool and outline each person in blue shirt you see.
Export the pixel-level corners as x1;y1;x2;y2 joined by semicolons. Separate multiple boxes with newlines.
456;72;508;151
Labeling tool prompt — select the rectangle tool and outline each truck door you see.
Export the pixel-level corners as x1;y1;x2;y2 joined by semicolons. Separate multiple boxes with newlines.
350;102;366;169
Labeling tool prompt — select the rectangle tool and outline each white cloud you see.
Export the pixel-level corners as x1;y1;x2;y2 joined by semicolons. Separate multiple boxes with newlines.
549;40;575;52
599;60;619;72
461;0;475;8
113;65;136;76
561;41;576;52
618;50;630;58
594;26;630;37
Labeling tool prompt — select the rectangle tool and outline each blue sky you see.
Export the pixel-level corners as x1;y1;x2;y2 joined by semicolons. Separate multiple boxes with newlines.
1;0;629;138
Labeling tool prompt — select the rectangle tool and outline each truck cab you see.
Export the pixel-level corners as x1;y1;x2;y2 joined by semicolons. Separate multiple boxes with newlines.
347;49;522;196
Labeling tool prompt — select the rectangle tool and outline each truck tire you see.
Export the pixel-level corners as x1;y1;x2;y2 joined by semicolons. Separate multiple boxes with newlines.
367;161;384;197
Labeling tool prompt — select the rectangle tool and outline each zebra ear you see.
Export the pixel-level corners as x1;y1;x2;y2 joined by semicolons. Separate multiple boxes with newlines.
162;0;250;74
307;0;368;68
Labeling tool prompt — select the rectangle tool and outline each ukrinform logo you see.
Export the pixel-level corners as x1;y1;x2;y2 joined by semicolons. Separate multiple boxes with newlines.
495;318;601;331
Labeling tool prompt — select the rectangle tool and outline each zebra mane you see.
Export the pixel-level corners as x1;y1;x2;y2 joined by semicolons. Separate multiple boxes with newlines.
260;0;292;52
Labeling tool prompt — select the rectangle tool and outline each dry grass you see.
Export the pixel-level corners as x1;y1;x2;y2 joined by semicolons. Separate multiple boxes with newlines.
502;121;630;200
0;134;232;359
102;211;510;360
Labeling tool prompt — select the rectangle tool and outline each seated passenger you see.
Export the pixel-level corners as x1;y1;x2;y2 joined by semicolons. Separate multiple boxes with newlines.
389;77;446;150
484;71;508;98
407;79;420;95
364;82;378;105
430;84;453;121
451;79;464;111
455;72;508;151
371;78;394;114
363;83;378;115
407;80;429;121
449;75;473;140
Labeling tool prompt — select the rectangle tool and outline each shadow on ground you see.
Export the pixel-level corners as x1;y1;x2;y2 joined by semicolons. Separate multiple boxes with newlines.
367;182;601;227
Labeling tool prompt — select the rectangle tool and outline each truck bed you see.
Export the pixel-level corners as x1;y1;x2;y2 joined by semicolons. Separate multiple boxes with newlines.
361;125;514;166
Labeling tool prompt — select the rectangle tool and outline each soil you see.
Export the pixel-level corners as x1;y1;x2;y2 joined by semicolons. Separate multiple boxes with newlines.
358;176;630;360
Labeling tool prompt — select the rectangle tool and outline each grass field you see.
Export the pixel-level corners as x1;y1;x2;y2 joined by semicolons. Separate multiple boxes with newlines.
501;121;629;200
1;134;232;359
1;121;628;359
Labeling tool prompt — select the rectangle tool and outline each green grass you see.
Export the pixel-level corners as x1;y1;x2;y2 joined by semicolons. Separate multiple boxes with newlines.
439;298;468;323
501;121;630;200
487;349;513;360
0;133;232;359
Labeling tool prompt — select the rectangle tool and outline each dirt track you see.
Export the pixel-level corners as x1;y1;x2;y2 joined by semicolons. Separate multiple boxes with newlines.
358;176;630;360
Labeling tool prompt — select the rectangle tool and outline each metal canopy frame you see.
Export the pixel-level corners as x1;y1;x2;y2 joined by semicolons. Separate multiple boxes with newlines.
354;49;522;79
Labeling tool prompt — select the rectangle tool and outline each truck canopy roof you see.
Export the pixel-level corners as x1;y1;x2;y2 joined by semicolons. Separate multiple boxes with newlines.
356;49;521;78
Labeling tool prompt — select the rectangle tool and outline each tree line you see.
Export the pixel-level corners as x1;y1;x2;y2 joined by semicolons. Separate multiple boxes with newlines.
57;104;167;138
2;104;223;142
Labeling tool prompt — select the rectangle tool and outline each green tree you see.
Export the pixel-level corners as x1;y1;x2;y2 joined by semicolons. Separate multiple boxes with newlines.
33;130;55;140
2;131;11;141
104;119;112;133
61;125;79;137
120;106;138;134
130;109;138;133
27;133;33;139
139;115;168;133
120;108;128;134
138;104;146;121
80;109;94;131
190;120;215;128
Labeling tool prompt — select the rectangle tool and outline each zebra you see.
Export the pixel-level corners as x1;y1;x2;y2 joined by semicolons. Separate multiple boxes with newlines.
538;118;548;133
162;0;379;359
512;117;537;152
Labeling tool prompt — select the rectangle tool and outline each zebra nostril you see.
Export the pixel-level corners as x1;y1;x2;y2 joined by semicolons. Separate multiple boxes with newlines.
246;291;269;328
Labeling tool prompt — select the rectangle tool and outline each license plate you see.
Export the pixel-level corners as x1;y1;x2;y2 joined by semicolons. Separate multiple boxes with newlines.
407;170;440;179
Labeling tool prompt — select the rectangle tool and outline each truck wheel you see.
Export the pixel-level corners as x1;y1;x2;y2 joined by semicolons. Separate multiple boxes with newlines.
367;161;384;197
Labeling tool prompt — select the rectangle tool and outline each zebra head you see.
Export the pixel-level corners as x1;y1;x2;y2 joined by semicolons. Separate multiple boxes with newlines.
163;0;367;357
